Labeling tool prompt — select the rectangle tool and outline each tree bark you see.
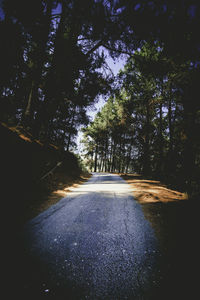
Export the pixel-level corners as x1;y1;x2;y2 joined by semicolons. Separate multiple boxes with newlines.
66;105;76;151
166;82;175;176
158;97;163;176
24;0;54;131
111;140;116;172
23;80;35;127
143;97;150;176
182;92;196;193
94;144;98;172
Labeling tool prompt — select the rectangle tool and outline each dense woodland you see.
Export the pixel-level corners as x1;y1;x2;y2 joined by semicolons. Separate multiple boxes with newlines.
0;0;200;198
82;42;200;197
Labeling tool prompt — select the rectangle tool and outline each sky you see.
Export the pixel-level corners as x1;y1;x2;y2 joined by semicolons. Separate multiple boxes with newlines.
0;0;4;19
75;54;126;154
88;55;126;119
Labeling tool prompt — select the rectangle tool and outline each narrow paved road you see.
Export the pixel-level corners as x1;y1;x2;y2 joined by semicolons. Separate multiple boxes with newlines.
19;173;162;299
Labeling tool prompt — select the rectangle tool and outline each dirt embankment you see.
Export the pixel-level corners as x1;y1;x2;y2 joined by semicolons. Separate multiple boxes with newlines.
120;173;188;204
30;172;91;220
120;173;189;244
0;122;90;226
121;173;199;297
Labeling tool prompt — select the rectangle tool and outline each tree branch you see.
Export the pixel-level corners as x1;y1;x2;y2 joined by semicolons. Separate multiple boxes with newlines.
51;13;61;19
102;44;133;56
86;40;103;56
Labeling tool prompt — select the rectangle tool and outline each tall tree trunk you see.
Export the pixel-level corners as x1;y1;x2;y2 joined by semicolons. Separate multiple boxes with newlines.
94;144;98;172
125;143;132;173
108;138;112;172
99;152;103;172
118;138;122;173
23;80;35;128
39;1;68;138
143;97;150;176
66;105;76;151
168;86;173;156
104;137;108;172
121;133;126;173
182;93;196;193
158;97;163;176
25;0;54;131
111;140;116;172
166;82;175;177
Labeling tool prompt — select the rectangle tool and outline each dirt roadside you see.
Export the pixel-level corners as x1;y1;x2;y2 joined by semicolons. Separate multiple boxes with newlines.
22;173;92;223
120;173;191;251
121;173;199;298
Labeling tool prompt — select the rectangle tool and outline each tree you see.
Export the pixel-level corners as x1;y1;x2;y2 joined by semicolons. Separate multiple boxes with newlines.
0;0;117;149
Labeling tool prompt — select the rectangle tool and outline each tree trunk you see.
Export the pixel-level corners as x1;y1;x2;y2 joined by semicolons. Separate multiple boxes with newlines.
104;137;108;172
182;93;196;193
143;97;150;176
94;144;98;172
108;139;112;172
158;98;163;176
125;144;132;173
111;140;116;172
23;80;35;128
166;83;175;177
66;105;76;151
118;139;122;173
40;1;68;138
168;87;173;155
26;0;54;132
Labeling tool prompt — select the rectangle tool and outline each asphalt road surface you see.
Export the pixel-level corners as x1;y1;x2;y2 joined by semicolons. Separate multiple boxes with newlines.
16;173;164;299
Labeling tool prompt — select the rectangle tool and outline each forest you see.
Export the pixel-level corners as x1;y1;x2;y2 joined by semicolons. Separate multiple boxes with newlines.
0;0;200;199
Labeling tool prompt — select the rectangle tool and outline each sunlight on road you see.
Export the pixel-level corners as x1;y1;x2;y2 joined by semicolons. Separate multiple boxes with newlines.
68;173;132;195
23;172;161;299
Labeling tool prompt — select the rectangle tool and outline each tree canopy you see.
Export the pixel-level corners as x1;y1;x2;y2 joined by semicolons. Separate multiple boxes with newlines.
0;0;199;197
82;40;200;197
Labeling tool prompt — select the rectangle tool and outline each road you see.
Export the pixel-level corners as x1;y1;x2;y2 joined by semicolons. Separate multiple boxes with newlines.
18;173;163;299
